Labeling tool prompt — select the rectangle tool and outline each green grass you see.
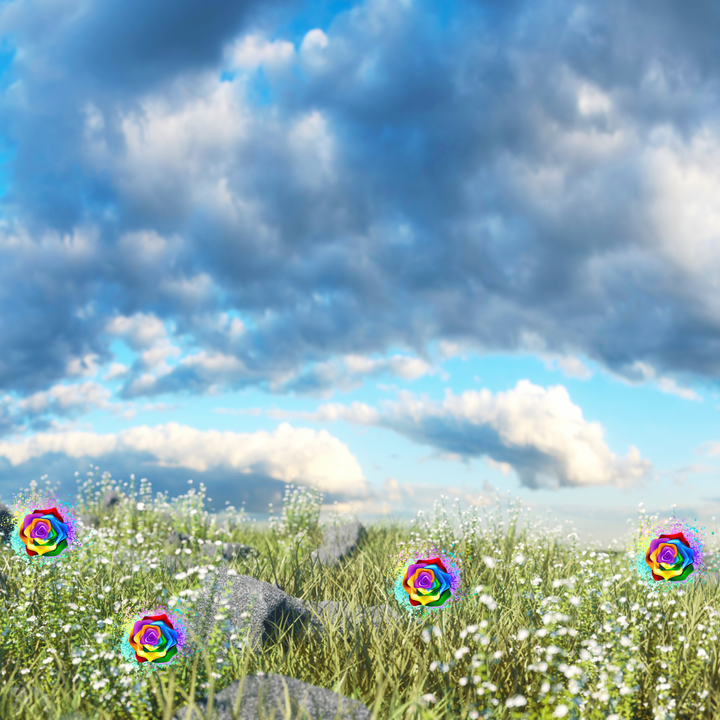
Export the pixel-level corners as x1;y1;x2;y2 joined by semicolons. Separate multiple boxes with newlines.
1;471;720;720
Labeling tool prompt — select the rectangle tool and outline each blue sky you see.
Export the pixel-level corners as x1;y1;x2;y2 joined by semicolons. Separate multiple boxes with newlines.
0;0;720;543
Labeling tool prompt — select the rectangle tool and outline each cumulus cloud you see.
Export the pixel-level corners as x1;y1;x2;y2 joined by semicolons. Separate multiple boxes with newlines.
0;421;370;497
295;381;651;489
1;0;720;403
622;362;702;401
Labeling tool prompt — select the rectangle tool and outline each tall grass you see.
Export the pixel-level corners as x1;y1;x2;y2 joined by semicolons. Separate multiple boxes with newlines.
0;471;719;719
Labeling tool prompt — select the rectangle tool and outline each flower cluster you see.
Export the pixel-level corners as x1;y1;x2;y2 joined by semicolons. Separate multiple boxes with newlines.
117;602;193;677
8;491;80;565
634;517;709;589
389;536;468;617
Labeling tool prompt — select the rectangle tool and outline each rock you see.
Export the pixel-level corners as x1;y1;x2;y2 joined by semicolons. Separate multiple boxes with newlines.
188;566;314;655
186;567;411;658
200;542;220;559
101;489;121;511
0;503;14;544
166;530;192;549
79;512;101;529
172;672;372;720
310;522;367;567
222;542;257;562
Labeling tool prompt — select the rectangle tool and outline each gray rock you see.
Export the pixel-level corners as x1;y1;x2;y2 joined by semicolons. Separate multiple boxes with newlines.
201;542;220;559
310;522;367;567
198;541;258;562
187;567;314;656
166;530;192;549
0;503;14;544
172;672;372;720
101;489;121;510
79;512;101;529
223;542;258;562
186;567;411;658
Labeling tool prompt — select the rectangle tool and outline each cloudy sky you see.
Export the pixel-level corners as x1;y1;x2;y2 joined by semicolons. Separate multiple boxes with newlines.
0;0;719;542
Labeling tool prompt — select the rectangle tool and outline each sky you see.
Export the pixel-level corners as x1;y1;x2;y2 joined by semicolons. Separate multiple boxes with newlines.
0;0;720;543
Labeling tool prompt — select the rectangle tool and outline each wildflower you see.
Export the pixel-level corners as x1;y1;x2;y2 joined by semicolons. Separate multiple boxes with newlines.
553;707;569;718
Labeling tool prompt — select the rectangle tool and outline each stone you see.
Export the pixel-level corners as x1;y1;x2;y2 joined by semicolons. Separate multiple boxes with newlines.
201;541;221;559
310;522;367;567
79;512;101;529
0;503;14;544
188;567;314;656
172;672;372;720
186;567;413;658
166;530;192;549
222;542;258;562
101;489;121;511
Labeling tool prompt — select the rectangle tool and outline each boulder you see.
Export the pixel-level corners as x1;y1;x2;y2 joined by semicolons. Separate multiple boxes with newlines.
187;567;314;655
199;541;257;562
101;489;121;511
223;542;258;562
186;567;412;657
79;512;101;529
172;672;372;720
0;503;14;544
166;530;192;549
310;522;367;567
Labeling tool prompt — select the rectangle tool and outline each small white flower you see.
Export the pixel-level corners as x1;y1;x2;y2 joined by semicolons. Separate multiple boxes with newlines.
42;657;54;665
553;705;569;718
136;502;145;511
483;556;495;569
454;647;470;660
71;658;82;665
505;695;527;708
19;669;30;675
135;533;144;544
421;693;437;705
517;629;530;641
62;624;72;633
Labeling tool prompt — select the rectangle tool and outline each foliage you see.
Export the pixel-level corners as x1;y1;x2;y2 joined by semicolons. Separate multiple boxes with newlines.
0;472;719;719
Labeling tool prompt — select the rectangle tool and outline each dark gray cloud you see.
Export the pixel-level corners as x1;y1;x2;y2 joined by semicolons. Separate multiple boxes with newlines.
1;0;720;401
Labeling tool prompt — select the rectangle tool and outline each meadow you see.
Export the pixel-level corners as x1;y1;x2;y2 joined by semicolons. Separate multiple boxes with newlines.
0;471;719;720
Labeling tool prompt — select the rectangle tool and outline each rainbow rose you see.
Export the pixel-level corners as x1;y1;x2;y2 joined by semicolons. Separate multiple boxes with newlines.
19;507;69;557
390;538;467;617
634;517;712;590
402;556;453;608
645;532;694;581
128;612;179;664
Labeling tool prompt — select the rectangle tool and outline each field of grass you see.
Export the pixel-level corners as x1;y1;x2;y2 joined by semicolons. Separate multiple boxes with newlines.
1;471;720;720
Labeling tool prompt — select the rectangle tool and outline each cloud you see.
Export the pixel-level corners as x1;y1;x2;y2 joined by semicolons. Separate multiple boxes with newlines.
300;381;651;489
2;0;720;403
623;362;702;401
105;314;169;351
0;421;371;498
541;355;593;381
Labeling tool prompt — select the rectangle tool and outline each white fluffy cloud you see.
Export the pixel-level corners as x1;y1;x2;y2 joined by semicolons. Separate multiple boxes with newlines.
0;422;370;497
295;381;651;489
